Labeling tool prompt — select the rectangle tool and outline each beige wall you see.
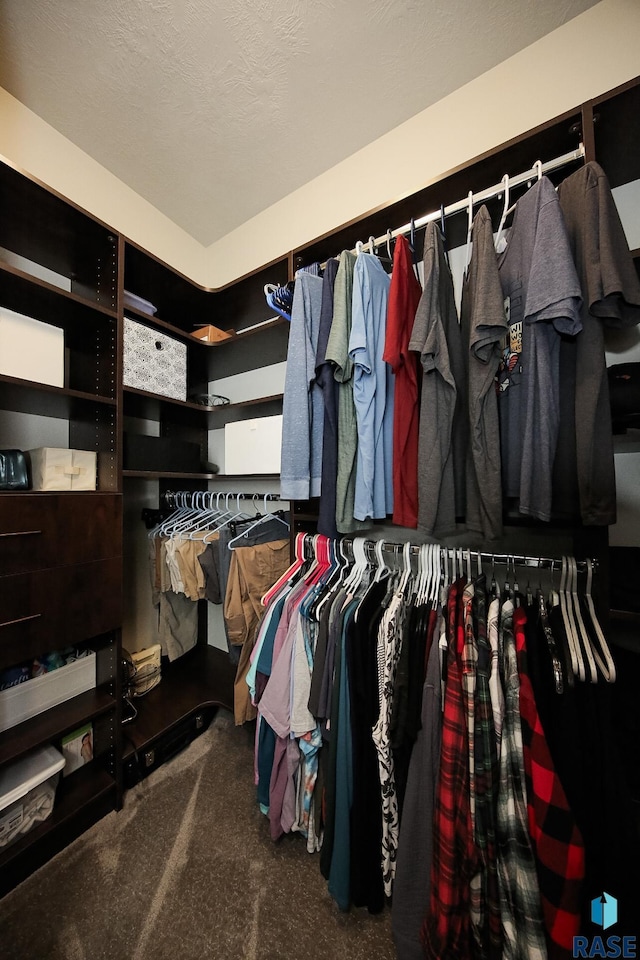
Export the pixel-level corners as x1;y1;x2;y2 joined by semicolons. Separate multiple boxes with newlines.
0;0;639;287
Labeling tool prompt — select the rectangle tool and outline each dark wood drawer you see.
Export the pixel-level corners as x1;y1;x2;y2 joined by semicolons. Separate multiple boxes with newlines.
0;494;122;576
0;558;122;668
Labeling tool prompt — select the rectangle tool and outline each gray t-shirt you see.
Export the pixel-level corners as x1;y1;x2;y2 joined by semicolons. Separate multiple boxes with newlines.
497;176;582;522
409;222;465;538
554;161;640;525
280;271;325;500
325;251;368;534
461;205;508;541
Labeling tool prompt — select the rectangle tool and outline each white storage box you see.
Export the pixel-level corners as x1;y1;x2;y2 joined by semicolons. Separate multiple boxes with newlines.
225;415;282;474
0;652;96;734
0;306;64;387
123;317;187;401
27;447;97;491
0;745;65;849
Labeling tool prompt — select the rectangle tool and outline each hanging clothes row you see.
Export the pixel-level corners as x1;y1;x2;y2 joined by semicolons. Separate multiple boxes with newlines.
243;533;639;954
280;154;640;539
145;492;291;721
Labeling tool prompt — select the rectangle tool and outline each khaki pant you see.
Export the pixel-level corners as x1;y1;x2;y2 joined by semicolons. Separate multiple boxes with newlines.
223;539;290;724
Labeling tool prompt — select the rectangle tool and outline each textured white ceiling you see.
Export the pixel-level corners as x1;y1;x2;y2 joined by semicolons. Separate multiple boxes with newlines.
0;0;598;246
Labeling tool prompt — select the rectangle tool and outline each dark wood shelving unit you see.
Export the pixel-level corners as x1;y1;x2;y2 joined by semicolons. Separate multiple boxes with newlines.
123;384;215;414
121;645;235;760
0;260;118;321
0;766;117;896
123;303;219;346
0;156;121;895
0;374;116;418
0;690;116;767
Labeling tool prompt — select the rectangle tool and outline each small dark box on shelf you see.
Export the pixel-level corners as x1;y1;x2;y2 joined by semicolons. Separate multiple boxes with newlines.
123;435;202;473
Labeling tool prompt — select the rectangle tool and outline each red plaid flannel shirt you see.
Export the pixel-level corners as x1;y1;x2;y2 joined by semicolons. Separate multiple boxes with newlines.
422;579;479;959
513;606;585;957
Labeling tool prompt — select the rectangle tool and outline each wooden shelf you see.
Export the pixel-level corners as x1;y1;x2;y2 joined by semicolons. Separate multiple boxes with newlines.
0;374;116;418
209;473;280;481
211;317;286;344
0;260;117;320
0;261;118;328
124;304;219;346
121;645;235;760
123;386;283;423
123;385;214;413
223;393;283;409
0;765;116;893
123;469;217;480
0;689;116;767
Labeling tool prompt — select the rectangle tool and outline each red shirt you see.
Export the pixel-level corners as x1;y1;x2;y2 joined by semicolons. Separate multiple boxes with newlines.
513;606;585;957
382;235;422;528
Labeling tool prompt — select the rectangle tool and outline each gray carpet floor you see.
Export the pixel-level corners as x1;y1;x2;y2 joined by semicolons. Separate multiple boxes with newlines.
1;711;397;960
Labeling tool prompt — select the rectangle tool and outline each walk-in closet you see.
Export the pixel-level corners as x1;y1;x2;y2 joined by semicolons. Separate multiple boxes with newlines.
0;2;639;957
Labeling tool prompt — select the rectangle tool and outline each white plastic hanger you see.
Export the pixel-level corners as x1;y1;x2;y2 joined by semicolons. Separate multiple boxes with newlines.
584;559;616;683
372;538;389;583
386;229;394;261
344;536;368;597
559;556;584;681
226;494;288;548
569;556;598;683
428;543;448;606
368;235;376;256
465;548;472;585
186;491;228;539
464;190;474;273
355;240;364;256
494;174;510;253
398;541;413;596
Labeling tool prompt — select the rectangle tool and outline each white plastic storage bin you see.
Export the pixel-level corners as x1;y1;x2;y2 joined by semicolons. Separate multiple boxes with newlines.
27;447;97;491
0;745;65;849
0;306;64;387
0;652;96;734
123;317;187;401
224;415;282;474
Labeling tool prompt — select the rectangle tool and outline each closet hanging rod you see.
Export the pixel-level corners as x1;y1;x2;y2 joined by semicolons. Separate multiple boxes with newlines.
324;144;585;262
162;490;285;508
334;536;596;571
